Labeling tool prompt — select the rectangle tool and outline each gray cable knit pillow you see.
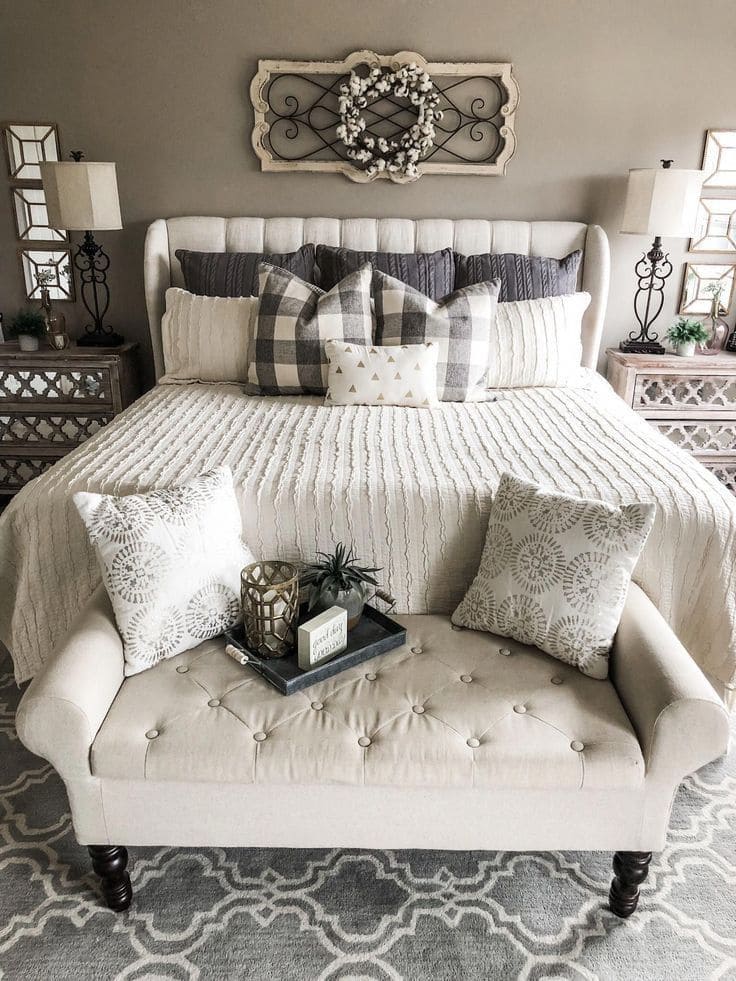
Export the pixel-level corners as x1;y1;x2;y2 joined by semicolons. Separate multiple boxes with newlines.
452;473;655;679
317;245;454;300
453;250;582;301
176;245;316;297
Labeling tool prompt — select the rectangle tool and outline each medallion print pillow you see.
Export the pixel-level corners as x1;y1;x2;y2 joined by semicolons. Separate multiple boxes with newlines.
324;340;439;407
74;467;252;677
247;262;373;396
452;473;656;679
373;270;501;402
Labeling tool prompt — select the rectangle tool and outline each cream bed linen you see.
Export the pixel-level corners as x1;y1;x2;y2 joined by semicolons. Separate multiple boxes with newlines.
1;372;735;703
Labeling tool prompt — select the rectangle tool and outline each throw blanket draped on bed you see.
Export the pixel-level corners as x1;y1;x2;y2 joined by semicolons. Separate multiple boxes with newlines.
1;372;735;704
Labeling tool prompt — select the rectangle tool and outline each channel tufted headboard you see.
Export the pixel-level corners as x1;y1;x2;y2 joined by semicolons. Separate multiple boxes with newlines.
144;217;610;380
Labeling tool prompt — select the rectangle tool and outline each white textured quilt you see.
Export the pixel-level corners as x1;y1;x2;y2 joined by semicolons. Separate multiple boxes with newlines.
2;372;735;703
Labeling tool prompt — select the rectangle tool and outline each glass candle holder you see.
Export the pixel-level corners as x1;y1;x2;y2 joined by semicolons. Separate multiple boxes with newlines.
241;560;299;658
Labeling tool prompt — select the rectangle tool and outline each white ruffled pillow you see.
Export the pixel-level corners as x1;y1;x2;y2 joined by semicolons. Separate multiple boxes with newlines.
161;287;256;384
324;340;439;407
74;467;252;676
487;292;591;388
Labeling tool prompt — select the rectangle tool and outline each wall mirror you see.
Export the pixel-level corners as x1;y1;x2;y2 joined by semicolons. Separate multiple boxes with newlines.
19;248;74;301
11;186;67;241
702;130;736;189
680;263;735;315
690;198;736;254
3;123;60;180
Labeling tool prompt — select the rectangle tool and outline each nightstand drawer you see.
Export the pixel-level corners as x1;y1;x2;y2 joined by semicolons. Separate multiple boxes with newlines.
653;418;736;455
634;373;736;413
1;411;113;447
0;365;113;406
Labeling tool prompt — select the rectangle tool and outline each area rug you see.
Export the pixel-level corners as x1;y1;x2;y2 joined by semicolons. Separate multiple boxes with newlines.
1;649;734;981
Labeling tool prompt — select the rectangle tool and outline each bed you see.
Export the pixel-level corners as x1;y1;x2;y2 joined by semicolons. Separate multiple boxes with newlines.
1;217;735;707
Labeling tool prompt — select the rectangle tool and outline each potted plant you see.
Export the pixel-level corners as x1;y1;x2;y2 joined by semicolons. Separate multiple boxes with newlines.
7;308;48;352
302;543;381;629
666;318;709;357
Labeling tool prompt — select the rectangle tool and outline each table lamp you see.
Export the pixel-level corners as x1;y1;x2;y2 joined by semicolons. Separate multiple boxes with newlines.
40;152;124;347
620;159;704;354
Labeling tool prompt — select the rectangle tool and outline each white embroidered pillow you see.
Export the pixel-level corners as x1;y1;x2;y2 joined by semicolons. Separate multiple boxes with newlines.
487;292;591;388
324;340;439;407
160;287;256;384
452;473;655;679
74;467;252;676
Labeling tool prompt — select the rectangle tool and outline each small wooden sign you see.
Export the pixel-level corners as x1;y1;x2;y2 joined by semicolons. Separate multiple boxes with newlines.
297;606;348;670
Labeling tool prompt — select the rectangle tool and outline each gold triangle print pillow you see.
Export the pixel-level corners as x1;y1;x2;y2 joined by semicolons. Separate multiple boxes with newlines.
324;340;440;408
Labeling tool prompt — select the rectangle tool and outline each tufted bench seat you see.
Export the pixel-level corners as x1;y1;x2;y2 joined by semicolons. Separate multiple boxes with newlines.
91;616;644;790
16;582;729;917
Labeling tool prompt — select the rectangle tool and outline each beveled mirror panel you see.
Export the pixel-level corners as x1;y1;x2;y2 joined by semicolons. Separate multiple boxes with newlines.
680;263;735;315
690;198;736;253
11;186;67;242
702;130;736;190
19;249;74;301
3;123;60;180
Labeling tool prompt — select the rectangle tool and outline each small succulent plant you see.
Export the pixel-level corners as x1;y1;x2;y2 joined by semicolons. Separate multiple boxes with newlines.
666;317;709;346
302;543;381;610
7;308;48;339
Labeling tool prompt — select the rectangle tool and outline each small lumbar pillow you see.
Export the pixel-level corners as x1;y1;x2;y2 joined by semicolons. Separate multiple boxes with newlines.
487;293;591;389
373;270;501;402
74;467;252;676
452;472;656;679
247;262;373;396
324;340;440;407
160;287;255;384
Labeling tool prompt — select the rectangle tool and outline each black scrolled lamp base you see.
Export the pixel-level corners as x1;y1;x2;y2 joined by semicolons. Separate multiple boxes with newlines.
619;234;669;355
75;230;125;347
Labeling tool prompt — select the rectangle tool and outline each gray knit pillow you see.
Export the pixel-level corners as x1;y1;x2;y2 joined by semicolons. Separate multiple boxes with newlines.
176;245;316;297
317;245;453;300
453;250;582;301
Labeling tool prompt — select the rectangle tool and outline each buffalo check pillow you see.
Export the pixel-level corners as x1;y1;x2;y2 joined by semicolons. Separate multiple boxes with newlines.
373;270;501;401
246;262;373;396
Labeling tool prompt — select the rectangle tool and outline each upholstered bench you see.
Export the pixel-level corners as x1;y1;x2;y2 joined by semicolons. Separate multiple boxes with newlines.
16;582;729;918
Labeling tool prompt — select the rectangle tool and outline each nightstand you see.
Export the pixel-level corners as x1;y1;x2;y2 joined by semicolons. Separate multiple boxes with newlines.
0;342;138;500
606;348;736;495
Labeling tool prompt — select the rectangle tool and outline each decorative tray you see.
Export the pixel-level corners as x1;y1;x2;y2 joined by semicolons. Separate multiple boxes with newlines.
224;604;406;695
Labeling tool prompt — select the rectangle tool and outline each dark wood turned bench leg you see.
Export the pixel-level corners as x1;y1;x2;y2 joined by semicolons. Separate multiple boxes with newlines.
88;845;132;911
609;850;652;917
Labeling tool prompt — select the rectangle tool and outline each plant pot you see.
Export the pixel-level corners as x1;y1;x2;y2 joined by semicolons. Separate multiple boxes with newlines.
17;334;40;352
313;582;366;630
675;341;696;357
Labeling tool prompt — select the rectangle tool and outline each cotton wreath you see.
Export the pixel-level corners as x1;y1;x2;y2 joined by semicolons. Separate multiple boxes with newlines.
336;63;442;180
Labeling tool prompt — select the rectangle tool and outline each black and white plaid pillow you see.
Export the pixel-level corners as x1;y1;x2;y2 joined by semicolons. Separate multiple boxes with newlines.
246;262;373;396
373;270;501;401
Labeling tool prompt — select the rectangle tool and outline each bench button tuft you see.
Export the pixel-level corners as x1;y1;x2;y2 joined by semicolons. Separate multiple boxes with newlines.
411;646;423;654
365;672;377;681
551;676;563;685
499;648;512;656
311;701;323;711
358;736;371;747
412;705;425;714
208;698;221;707
460;674;473;683
513;704;527;714
145;729;159;740
176;665;189;674
571;740;585;752
466;737;480;748
253;731;267;742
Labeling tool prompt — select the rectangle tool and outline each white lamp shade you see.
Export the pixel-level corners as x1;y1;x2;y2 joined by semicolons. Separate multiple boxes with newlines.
620;167;703;238
40;161;122;231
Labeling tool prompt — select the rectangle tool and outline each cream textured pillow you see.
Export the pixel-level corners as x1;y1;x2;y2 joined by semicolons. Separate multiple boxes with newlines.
487;292;591;388
161;287;256;384
324;340;440;407
452;473;655;679
74;467;252;676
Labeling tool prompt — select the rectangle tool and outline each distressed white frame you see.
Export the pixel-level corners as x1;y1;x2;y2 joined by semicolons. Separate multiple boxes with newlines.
250;50;519;183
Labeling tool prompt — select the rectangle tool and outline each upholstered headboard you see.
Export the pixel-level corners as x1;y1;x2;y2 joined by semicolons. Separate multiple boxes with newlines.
144;217;610;380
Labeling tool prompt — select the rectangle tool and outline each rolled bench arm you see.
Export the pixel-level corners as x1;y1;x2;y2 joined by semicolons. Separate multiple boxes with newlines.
16;586;124;779
612;583;730;783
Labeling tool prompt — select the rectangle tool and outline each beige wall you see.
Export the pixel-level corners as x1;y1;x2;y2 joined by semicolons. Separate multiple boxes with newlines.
2;0;736;389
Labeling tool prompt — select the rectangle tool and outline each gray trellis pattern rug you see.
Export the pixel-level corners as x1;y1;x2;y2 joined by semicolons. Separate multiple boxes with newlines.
1;649;734;981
